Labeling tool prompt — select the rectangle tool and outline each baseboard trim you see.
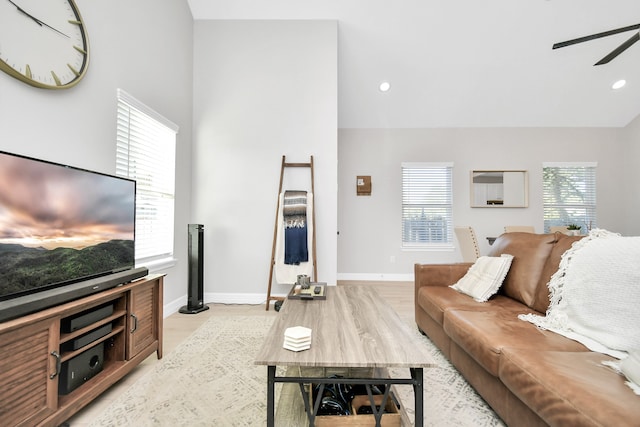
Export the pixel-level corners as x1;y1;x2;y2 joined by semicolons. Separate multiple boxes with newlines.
165;292;276;316
206;292;268;305
337;273;414;282
164;296;186;318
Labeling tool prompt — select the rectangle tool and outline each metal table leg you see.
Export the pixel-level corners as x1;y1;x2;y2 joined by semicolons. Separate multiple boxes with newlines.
267;365;276;427
412;368;424;427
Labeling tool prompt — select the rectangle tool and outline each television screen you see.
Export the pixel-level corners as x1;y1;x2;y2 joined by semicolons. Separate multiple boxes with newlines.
0;151;136;302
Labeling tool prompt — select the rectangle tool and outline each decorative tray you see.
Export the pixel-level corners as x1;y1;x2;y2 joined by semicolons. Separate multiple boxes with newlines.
287;283;327;300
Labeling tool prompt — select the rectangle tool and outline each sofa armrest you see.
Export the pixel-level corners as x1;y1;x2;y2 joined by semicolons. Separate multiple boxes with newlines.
414;263;472;317
413;262;473;319
414;263;472;290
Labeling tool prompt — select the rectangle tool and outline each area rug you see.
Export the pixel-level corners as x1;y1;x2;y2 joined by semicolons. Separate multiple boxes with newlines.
388;325;505;426
89;316;275;427
90;314;504;426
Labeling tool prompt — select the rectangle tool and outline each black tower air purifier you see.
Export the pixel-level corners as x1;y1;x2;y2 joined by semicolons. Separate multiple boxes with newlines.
180;224;210;314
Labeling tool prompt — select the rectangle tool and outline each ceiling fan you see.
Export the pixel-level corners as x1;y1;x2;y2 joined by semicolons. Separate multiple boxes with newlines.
553;23;640;65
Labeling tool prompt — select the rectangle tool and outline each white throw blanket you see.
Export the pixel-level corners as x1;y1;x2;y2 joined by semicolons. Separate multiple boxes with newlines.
519;229;640;360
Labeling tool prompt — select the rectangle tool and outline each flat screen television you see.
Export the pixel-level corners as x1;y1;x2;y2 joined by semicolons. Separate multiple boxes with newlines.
0;150;147;323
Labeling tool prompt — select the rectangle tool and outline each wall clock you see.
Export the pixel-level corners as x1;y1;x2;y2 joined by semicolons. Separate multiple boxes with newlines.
0;0;89;89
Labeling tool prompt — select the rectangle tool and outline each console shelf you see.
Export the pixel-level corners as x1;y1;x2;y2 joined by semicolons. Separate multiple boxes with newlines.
59;326;126;363
60;309;126;343
0;274;164;427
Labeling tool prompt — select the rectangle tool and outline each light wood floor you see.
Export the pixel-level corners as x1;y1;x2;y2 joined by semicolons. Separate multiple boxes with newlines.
66;281;414;426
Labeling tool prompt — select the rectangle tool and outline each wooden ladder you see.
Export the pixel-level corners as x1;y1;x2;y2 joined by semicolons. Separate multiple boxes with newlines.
265;155;317;310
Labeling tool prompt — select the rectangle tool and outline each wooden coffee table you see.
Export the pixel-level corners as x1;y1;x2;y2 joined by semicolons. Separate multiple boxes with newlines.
254;285;435;426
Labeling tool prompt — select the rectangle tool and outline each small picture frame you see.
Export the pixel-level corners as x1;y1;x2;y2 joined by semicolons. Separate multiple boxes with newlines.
356;175;371;196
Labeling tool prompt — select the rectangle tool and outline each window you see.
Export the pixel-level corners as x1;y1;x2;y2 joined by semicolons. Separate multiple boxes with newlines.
543;162;597;233
401;162;453;248
116;89;179;267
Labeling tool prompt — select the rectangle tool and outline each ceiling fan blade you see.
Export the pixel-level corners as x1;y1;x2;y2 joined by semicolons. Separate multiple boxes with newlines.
553;23;640;49
594;31;640;65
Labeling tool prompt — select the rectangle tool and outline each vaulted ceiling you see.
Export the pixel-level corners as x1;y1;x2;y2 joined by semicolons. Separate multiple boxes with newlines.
188;0;640;128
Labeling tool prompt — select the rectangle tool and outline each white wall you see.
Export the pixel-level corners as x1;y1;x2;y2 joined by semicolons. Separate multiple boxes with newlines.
621;114;640;234
338;127;633;280
192;20;338;303
0;0;194;315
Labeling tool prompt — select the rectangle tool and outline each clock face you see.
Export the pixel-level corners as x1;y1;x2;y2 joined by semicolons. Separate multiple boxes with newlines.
0;0;89;89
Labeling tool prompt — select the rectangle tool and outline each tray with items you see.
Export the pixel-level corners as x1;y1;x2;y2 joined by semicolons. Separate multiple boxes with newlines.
288;282;327;300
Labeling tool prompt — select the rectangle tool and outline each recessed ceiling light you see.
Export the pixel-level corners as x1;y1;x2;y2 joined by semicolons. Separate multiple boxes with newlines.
612;79;626;90
379;81;391;92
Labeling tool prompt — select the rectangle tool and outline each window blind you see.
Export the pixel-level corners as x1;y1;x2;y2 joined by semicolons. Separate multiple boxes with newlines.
116;89;178;264
543;163;597;233
401;163;453;247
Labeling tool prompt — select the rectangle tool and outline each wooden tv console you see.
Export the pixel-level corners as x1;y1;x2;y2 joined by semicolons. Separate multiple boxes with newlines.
0;274;164;427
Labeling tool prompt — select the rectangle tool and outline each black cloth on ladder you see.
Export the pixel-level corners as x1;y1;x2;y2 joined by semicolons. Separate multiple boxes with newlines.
285;225;308;265
283;191;308;265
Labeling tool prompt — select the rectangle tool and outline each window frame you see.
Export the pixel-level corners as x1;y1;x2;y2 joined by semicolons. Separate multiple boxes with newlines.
401;162;454;250
542;162;597;233
116;89;179;270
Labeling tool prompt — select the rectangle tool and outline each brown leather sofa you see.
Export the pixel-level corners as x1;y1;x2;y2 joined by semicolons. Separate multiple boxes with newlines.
415;232;640;426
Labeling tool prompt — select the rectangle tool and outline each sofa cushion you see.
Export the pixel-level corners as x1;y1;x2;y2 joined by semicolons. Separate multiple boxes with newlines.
450;254;514;302
500;348;640;427
443;307;588;376
417;286;517;326
531;233;583;313
488;232;555;308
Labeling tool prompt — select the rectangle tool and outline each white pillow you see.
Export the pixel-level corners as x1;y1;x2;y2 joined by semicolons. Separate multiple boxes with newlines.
450;254;514;302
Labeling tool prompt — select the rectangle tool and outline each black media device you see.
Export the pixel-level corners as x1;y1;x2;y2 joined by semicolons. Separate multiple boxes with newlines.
62;323;112;352
179;224;209;314
59;342;105;395
62;303;114;333
0;150;147;323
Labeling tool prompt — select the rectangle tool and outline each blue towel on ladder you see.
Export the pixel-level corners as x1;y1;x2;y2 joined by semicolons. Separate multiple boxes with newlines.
285;225;308;265
283;191;308;265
